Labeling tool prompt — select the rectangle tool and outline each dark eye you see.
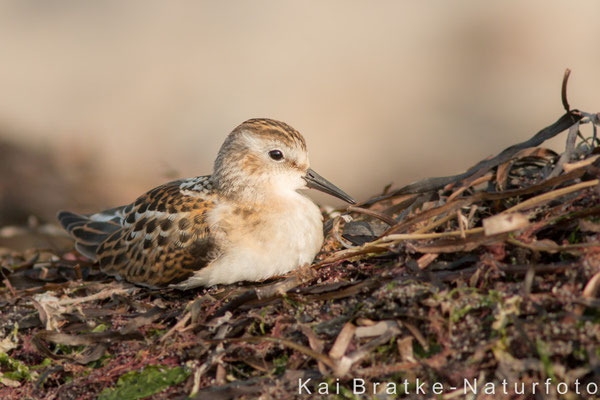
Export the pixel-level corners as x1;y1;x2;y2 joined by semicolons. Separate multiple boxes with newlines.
268;150;284;161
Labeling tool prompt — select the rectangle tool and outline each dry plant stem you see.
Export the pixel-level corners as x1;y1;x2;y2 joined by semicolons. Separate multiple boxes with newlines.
507;238;599;252
457;210;467;238
563;154;600;173
447;173;494;202
160;311;191;343
384;198;473;235
385;160;588;237
347;206;397;226
480;166;587;202
417;253;438;269
314;244;392;268
413;213;455;234
501;179;599;215
57;286;136;306
467;205;477;227
412;232;510;254
383;228;484;242
380;194;421;217
315;228;486;268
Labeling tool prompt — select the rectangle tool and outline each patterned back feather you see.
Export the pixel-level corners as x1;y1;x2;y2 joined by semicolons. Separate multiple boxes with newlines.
58;177;221;287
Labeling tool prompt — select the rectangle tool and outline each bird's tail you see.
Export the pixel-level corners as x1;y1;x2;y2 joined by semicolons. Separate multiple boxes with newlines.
57;206;128;260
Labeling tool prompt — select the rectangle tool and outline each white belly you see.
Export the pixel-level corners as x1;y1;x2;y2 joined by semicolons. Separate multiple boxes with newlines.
175;193;323;288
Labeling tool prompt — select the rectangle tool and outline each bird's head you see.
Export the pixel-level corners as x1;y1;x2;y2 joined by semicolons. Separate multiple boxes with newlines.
213;118;355;205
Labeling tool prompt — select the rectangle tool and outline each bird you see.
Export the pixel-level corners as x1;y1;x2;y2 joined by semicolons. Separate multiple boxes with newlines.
57;118;355;290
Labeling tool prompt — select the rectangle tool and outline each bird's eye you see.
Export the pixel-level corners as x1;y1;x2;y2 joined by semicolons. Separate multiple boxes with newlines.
268;150;284;161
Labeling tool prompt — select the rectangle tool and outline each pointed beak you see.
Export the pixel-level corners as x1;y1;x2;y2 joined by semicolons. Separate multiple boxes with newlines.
303;168;356;204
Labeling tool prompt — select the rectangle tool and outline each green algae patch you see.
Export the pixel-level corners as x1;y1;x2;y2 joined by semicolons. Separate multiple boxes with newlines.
97;365;190;400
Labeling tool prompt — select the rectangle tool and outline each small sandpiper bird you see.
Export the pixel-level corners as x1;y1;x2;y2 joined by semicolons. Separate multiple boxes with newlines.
58;118;355;289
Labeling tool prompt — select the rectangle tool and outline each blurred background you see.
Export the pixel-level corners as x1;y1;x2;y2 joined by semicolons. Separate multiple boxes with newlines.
0;1;599;227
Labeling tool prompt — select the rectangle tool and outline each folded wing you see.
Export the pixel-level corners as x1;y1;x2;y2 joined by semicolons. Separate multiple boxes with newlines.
58;177;220;287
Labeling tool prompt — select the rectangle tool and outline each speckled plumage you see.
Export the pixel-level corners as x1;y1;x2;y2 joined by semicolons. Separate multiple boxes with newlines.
58;118;354;289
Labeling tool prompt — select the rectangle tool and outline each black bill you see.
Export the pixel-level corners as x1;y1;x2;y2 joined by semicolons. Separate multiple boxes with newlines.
304;168;356;204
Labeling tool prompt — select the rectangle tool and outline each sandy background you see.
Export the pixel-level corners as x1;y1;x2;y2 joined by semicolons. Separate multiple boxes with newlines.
0;1;598;223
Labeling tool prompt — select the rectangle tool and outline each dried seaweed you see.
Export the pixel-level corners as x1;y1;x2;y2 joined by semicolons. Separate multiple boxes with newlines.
1;71;600;399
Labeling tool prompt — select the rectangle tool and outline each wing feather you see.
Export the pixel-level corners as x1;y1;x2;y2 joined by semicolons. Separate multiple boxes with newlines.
59;176;221;287
97;177;220;287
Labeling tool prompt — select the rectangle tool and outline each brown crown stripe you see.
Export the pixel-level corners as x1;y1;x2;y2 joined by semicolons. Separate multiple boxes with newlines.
238;118;307;150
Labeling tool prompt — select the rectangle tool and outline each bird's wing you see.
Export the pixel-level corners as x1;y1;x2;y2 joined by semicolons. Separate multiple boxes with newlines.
60;176;221;287
58;205;131;259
